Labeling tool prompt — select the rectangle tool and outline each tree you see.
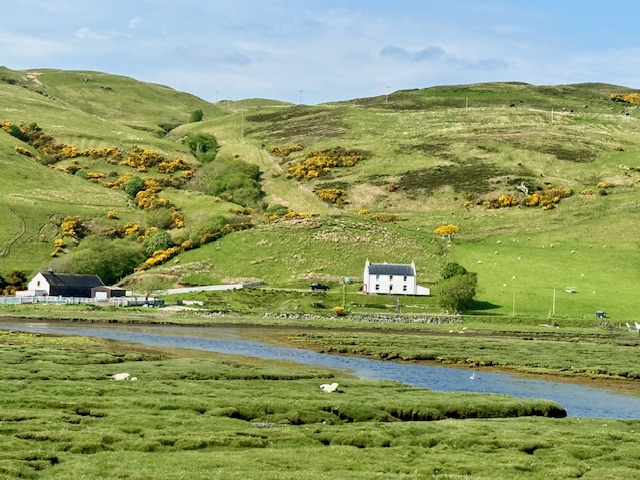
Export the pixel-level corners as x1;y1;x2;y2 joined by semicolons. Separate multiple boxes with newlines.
135;274;170;301
7;269;27;290
441;262;468;280
434;224;460;242
434;272;478;313
189;109;204;123
47;238;146;285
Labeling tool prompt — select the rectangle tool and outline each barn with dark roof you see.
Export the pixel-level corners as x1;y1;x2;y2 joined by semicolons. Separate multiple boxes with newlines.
27;272;106;298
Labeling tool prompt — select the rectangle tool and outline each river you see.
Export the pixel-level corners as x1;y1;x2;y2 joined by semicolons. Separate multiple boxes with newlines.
1;321;639;420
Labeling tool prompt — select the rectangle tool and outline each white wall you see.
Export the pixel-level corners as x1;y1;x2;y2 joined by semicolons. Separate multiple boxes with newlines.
365;273;417;295
27;273;49;295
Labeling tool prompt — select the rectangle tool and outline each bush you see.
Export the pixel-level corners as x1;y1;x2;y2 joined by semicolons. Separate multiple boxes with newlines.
188;216;227;245
184;133;219;162
143;230;175;257
194;158;263;206
189;109;204;123
123;176;146;198
265;204;289;217
145;208;174;230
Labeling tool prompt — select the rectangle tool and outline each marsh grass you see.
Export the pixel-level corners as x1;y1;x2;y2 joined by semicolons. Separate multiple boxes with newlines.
16;331;640;478
290;329;640;380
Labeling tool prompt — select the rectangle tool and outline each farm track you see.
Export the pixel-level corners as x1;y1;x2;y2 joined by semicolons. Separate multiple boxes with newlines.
0;206;26;257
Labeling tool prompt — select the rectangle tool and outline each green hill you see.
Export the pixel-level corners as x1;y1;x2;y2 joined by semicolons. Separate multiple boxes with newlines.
1;67;640;319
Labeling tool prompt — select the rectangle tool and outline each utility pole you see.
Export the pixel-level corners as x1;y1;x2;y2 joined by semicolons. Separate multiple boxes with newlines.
298;90;303;105
385;86;390;104
466;96;469;112
551;286;556;316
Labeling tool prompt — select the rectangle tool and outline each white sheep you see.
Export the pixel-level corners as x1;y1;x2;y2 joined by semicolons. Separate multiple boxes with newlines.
130;377;138;381
320;382;339;393
112;373;131;381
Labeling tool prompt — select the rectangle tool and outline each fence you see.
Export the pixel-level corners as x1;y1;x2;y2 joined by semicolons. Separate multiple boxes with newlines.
0;295;158;307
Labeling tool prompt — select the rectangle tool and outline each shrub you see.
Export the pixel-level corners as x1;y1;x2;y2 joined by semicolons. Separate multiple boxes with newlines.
189;109;204;123
332;306;347;317
434;224;460;240
184;133;219;162
14;146;33;157
287;147;364;180
193;158;263;206
265;204;289;217
370;213;402;222
315;188;347;205
60;216;86;238
123;176;146;198
143;230;175;257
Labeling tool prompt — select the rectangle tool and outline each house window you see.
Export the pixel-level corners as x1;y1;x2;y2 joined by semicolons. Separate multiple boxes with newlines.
389;285;393;291
375;284;380;291
403;285;407;292
37;281;41;287
403;276;407;281
389;275;394;281
375;274;380;280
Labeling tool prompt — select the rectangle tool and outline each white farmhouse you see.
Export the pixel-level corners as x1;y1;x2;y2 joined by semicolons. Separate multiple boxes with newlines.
362;259;430;296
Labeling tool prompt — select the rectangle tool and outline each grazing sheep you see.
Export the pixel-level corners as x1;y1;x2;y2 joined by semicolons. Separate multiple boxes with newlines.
130;377;138;381
112;373;131;381
320;382;339;393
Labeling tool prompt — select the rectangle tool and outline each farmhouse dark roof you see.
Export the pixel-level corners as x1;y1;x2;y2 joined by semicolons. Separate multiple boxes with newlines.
41;272;105;289
368;263;415;276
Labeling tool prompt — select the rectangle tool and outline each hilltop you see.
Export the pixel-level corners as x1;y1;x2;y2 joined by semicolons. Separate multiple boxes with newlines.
1;67;640;318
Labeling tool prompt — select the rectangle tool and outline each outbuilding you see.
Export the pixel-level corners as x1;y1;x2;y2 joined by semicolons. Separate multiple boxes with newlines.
91;286;127;300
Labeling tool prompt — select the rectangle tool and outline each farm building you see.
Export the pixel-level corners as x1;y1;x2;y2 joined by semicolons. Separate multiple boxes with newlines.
91;286;126;300
26;272;106;298
362;259;431;296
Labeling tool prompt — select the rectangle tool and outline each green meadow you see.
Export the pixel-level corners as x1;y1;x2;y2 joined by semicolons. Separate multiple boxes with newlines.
2;328;640;480
2;67;640;321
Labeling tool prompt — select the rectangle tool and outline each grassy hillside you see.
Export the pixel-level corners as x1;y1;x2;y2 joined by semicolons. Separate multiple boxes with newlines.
2;67;640;319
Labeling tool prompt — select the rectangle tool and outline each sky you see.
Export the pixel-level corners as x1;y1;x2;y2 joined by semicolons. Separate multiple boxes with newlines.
3;1;640;105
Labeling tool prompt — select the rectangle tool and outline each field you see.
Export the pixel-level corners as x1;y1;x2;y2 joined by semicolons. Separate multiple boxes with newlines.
2;67;640;320
1;325;639;479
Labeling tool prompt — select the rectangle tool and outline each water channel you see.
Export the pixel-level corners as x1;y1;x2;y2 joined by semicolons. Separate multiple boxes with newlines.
1;321;639;420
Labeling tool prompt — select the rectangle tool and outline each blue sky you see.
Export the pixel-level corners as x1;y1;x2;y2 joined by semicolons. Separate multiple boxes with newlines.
3;1;640;104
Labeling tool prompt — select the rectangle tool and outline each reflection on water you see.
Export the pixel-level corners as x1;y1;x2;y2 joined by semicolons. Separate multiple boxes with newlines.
2;321;639;420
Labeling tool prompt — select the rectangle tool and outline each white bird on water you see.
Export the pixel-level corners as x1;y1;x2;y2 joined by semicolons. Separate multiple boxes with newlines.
470;373;476;380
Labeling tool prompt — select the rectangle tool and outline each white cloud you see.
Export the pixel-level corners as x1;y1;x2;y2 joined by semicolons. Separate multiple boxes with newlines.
129;17;142;29
74;27;108;40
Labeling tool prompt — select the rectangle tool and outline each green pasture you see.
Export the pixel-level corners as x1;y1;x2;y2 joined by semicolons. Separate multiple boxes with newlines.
2;66;640;325
159;215;442;286
1;329;639;479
